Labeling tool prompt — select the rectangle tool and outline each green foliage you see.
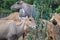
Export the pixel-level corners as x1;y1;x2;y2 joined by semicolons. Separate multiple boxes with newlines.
27;34;33;40
52;0;60;4
0;0;17;13
24;0;34;4
56;5;60;13
33;0;53;40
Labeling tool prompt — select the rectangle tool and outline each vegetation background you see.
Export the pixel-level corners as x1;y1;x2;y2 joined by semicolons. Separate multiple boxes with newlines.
0;0;60;40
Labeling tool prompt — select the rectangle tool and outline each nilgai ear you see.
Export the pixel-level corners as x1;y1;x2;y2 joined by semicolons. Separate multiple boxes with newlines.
26;16;29;21
26;16;28;19
54;13;58;16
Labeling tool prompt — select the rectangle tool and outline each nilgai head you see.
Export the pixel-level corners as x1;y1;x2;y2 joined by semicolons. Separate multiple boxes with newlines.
50;13;59;25
23;16;38;30
11;0;24;10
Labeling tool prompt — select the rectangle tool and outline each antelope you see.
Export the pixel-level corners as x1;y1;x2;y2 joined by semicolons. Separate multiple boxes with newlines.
0;16;38;40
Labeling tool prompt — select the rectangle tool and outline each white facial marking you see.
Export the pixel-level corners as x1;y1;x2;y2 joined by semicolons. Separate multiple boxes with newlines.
24;25;27;30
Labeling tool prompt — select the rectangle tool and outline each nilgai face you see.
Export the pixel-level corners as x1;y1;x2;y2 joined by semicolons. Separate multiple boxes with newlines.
50;13;60;25
40;19;56;40
50;13;60;40
0;17;38;40
11;1;32;17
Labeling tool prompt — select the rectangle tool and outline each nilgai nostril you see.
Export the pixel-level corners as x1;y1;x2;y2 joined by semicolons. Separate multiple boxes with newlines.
36;25;38;29
50;36;53;40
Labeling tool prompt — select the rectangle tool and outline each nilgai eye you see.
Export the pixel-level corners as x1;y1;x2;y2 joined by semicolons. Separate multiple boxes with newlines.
17;2;20;4
52;19;57;25
29;19;32;21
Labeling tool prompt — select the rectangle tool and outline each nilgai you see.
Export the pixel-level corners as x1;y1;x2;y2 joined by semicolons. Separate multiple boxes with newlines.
0;16;38;40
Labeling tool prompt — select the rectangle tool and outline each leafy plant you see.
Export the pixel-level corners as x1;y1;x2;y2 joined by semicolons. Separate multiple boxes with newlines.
56;5;60;13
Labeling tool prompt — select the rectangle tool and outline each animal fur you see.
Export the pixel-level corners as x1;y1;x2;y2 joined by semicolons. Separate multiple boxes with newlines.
40;19;56;40
0;12;20;22
0;16;37;40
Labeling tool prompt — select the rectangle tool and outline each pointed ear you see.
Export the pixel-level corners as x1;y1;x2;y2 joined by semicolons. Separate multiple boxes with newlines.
29;17;33;19
26;16;28;18
25;16;29;20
